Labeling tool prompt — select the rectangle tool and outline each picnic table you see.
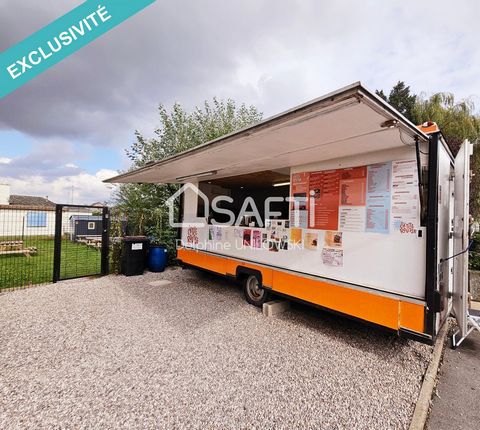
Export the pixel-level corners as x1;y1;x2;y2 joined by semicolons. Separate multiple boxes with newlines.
76;235;102;249
0;240;37;257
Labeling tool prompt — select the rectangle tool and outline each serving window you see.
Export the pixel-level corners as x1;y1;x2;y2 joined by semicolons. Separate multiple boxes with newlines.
197;169;290;227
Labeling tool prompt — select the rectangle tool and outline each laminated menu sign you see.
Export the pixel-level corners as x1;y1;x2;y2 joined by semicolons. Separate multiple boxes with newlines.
337;166;367;232
339;206;366;231
391;160;419;232
309;170;340;230
291;172;309;228
366;162;392;233
339;166;367;206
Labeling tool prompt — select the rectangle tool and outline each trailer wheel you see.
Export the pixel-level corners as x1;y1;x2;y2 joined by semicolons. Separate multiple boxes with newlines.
243;274;269;307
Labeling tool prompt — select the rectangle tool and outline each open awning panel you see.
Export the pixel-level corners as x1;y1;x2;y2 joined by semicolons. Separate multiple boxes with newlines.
106;83;428;184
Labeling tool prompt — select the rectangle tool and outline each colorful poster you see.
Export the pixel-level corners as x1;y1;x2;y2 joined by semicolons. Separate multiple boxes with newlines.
321;248;343;267
290;228;302;245
366;162;392;234
304;231;318;250
324;231;342;248
186;227;199;245
309;170;340;230
252;230;261;248
279;228;289;251
391;160;420;232
243;229;251;247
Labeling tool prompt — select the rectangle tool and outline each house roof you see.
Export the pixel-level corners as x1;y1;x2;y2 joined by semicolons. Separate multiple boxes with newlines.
104;82;430;185
70;215;103;221
9;195;55;208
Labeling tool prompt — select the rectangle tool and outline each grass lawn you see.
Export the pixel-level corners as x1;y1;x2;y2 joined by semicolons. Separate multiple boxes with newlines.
0;236;102;290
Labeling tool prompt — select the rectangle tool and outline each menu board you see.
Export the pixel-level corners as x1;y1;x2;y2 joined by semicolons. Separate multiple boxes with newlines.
290;172;309;228
339;166;367;206
309;170;340;230
338;167;367;232
366;162;392;234
290;159;418;235
391;160;420;232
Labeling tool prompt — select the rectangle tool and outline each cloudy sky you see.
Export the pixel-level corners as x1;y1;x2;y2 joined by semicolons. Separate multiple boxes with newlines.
1;0;479;204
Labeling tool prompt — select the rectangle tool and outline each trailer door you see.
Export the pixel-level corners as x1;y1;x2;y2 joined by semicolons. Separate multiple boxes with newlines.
453;140;472;338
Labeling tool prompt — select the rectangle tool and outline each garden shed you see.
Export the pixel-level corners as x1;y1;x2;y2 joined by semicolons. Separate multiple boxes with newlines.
69;215;103;241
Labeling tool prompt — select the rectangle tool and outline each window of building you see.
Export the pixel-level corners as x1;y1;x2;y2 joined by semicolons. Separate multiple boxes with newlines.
87;222;95;230
26;211;47;227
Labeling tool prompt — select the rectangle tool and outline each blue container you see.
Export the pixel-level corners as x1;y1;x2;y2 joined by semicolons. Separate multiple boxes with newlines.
148;245;168;272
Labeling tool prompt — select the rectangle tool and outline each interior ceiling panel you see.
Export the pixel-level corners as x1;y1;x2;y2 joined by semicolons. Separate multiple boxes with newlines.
106;83;428;184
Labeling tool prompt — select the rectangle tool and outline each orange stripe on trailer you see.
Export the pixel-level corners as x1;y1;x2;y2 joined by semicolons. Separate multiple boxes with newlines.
272;270;398;329
177;248;425;334
399;301;425;333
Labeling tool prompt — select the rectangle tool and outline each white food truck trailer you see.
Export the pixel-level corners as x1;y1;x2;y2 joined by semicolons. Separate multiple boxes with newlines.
107;82;477;346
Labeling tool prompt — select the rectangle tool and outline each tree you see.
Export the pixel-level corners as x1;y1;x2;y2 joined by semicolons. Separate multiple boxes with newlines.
376;81;417;122
113;98;262;265
413;92;480;217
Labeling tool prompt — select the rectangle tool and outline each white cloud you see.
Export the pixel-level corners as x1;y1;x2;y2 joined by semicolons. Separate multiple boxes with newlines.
0;169;118;205
64;162;79;169
0;157;12;164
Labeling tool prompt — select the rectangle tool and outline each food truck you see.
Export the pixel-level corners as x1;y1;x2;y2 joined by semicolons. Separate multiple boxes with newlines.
107;82;475;346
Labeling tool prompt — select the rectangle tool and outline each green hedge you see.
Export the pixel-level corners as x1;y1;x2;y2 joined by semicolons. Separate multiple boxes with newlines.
470;232;480;271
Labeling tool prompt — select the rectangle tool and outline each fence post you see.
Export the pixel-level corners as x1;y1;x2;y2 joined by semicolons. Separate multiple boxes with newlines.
52;205;63;283
101;206;110;276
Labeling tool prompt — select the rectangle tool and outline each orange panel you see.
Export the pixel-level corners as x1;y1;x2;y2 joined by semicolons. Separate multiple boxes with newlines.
399;301;425;333
178;249;274;286
177;248;226;275
178;248;426;333
272;271;399;329
242;263;274;287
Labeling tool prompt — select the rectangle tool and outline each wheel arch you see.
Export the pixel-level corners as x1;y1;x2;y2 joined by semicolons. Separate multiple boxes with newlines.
236;266;263;285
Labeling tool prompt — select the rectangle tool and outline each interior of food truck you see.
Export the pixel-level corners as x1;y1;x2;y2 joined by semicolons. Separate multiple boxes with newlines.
197;169;291;226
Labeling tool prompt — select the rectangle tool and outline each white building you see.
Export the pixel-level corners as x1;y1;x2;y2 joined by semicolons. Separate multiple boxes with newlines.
0;184;95;238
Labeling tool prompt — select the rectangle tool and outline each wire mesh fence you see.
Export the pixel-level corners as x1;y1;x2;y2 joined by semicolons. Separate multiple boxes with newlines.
0;206;56;290
0;205;109;291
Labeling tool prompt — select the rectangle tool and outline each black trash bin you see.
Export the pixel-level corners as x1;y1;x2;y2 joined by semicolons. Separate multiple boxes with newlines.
121;236;149;276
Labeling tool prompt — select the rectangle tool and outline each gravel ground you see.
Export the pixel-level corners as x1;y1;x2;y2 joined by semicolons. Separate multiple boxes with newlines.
0;268;432;429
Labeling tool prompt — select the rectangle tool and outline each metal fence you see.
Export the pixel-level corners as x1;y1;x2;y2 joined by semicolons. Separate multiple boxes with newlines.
0;204;109;291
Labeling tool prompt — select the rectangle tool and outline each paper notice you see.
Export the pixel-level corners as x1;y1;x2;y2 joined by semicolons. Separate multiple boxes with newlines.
321;248;343;267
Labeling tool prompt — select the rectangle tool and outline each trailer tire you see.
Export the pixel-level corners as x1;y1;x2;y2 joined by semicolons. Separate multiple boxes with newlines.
243;274;270;307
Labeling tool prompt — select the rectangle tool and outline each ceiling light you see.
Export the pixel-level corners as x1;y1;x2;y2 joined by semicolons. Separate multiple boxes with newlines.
176;170;217;181
273;181;290;187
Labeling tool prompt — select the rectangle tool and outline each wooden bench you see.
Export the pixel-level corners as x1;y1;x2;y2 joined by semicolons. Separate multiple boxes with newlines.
0;241;37;257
